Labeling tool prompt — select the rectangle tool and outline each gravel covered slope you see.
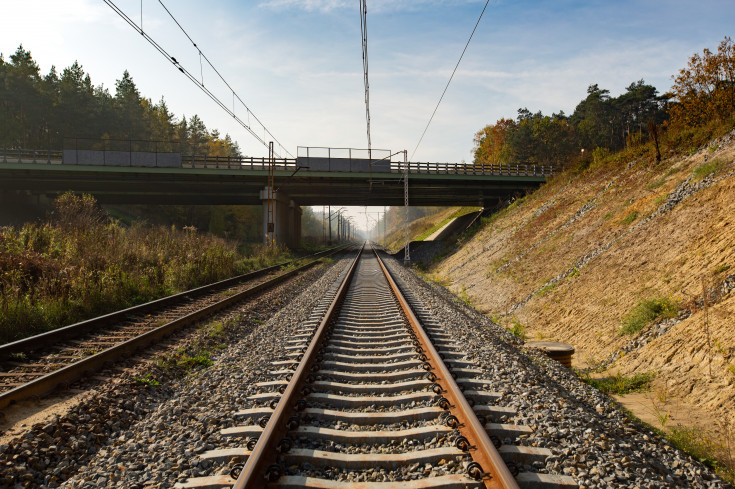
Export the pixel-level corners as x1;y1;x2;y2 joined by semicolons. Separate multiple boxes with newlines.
381;252;730;489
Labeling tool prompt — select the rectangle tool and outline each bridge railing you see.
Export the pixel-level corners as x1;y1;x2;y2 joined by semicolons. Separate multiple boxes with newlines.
2;148;557;177
1;148;63;164
181;154;297;171
391;161;556;177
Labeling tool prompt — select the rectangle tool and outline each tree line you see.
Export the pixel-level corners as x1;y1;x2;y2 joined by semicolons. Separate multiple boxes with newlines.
473;37;735;169
0;45;240;156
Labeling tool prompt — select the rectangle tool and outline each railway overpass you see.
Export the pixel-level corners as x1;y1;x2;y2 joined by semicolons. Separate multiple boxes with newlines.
0;148;556;246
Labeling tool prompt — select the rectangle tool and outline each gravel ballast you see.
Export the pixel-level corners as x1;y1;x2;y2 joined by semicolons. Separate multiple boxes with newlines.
0;254;355;489
380;252;730;489
2;248;730;488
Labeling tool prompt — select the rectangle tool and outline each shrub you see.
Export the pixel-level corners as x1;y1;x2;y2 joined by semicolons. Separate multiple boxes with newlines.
508;318;527;340
579;371;654;395
0;194;292;344
52;192;108;231
619;297;679;335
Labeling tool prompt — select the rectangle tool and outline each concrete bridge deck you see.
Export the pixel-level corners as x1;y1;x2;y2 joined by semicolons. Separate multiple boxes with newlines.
0;153;551;207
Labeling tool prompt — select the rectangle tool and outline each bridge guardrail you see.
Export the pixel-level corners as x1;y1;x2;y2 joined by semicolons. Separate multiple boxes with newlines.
181;154;297;171
2;148;556;177
2;148;63;164
391;161;555;177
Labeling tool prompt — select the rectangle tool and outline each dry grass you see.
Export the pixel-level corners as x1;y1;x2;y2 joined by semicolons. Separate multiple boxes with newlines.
0;193;290;344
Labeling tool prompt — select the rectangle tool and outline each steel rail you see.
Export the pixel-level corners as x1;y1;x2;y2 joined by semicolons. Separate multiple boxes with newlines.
232;245;365;488
0;250;342;410
0;246;344;360
373;248;520;489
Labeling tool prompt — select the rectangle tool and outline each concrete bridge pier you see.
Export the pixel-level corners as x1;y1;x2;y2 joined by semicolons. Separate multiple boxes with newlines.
259;187;301;248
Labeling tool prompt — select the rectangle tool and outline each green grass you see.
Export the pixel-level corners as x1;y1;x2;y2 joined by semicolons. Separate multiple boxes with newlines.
508;318;527;340
414;207;481;242
578;370;655;395
610;404;733;483
133;373;160;386
620;211;639;225
693;157;727;181
668;426;735;483
153;317;232;375
536;282;557;296
457;285;472;306
619;297;679;335
614;402;729;473
646;177;667;190
175;351;214;369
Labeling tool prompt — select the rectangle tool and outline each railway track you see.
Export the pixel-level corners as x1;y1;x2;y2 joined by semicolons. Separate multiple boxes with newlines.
0;246;345;411
178;245;576;489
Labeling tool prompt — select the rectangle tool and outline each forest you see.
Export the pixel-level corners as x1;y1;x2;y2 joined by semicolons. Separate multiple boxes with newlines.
473;37;735;170
0;45;240;155
0;45;336;242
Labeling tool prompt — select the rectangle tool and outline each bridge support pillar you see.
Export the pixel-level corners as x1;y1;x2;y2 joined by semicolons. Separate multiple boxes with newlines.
259;187;301;248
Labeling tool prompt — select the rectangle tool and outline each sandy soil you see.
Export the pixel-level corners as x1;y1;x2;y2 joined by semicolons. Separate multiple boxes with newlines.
0;390;93;445
432;130;735;435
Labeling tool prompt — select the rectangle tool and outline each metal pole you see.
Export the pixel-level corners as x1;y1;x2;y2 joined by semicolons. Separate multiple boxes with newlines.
266;141;275;246
328;205;332;245
383;206;388;246
404;150;410;264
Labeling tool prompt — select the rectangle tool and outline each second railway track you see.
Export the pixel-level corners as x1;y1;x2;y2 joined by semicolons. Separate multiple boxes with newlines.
0;246;345;410
179;245;576;489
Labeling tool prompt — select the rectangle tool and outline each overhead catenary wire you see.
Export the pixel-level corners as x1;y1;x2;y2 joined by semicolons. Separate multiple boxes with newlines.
360;0;371;159
155;0;292;158
410;0;492;161
102;0;292;158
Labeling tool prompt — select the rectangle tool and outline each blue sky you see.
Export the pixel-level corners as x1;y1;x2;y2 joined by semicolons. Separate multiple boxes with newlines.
3;0;733;229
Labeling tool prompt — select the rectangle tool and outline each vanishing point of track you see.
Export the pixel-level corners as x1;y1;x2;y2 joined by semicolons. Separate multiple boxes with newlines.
179;245;576;489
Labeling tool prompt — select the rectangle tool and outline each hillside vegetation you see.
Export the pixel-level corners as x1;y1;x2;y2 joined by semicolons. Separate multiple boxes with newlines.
423;37;735;479
380;207;465;250
0;193;292;344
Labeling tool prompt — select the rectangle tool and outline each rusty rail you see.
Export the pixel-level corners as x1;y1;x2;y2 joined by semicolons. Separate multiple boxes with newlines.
231;244;518;488
0;247;345;410
374;249;520;489
232;244;365;487
0;246;344;360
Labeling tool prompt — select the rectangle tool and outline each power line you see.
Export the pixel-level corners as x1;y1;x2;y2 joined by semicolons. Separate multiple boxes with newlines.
155;1;291;158
360;0;371;160
410;0;491;161
102;0;292;158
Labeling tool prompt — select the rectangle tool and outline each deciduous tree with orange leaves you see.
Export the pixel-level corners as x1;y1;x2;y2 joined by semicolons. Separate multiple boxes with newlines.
669;36;735;127
472;118;514;166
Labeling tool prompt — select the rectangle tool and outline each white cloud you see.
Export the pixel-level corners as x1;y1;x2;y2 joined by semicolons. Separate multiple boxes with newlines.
258;0;482;14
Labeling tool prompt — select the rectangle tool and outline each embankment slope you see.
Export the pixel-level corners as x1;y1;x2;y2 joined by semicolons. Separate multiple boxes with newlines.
433;130;735;426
